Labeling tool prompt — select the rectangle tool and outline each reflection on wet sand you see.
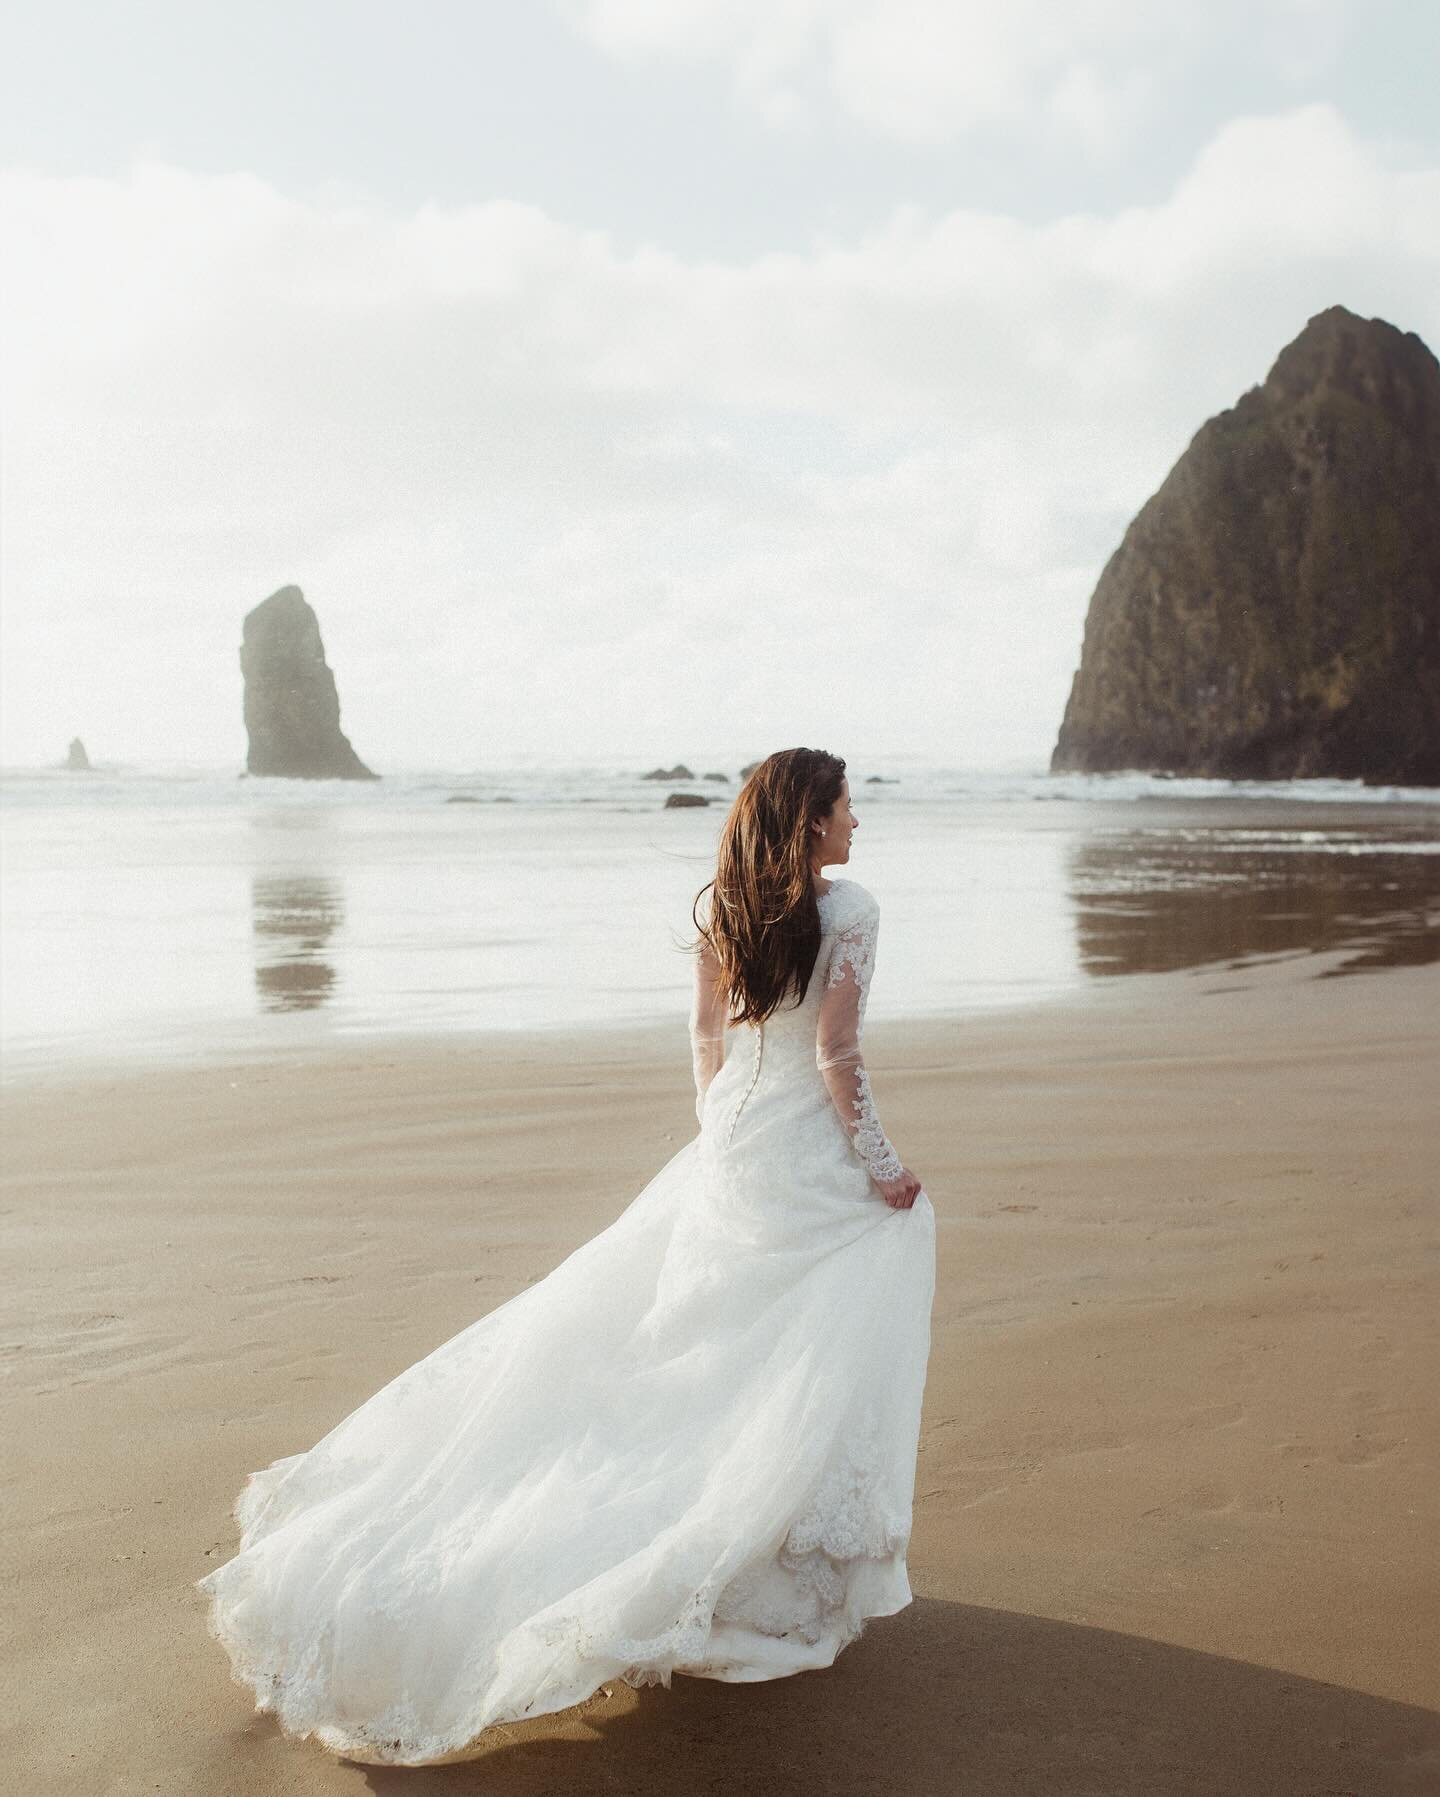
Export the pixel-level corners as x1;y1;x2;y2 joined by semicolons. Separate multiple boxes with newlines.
252;875;344;1011
1068;829;1440;979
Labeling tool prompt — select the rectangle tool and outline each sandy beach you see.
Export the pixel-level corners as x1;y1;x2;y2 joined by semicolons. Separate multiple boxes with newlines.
4;952;1438;1796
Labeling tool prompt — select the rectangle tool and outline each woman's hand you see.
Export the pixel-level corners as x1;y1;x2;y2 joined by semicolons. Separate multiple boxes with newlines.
874;1167;924;1210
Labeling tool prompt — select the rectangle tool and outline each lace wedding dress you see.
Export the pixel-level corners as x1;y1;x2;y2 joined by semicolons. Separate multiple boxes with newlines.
198;878;935;1765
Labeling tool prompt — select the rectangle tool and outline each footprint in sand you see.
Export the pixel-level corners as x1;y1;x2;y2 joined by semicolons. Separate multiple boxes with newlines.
1141;1484;1236;1520
1334;1434;1406;1466
1276;1433;1405;1466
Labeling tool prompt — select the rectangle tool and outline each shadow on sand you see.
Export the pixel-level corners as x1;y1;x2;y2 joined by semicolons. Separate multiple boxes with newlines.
344;1597;1439;1796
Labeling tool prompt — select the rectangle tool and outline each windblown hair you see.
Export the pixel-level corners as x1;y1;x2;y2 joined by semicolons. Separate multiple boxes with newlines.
692;747;847;1027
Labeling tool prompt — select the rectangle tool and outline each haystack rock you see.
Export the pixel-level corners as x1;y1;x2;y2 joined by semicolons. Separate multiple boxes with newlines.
240;586;377;780
1052;307;1440;784
64;737;91;770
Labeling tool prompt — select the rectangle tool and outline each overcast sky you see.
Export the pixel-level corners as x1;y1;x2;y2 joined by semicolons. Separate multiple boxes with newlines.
3;0;1438;770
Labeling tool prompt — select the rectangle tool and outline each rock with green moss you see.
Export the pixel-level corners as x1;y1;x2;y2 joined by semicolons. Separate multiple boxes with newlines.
1052;306;1440;784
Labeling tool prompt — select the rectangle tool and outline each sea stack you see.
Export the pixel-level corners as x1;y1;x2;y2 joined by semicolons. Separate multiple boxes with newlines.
1052;307;1440;784
64;737;91;771
240;586;377;780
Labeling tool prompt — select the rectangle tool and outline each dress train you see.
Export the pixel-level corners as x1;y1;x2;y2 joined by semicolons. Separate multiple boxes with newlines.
198;877;934;1764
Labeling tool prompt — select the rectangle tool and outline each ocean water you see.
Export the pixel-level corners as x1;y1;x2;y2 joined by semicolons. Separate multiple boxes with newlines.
2;758;1437;1079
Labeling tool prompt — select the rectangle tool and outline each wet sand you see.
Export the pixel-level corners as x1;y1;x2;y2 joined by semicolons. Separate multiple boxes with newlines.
3;952;1438;1795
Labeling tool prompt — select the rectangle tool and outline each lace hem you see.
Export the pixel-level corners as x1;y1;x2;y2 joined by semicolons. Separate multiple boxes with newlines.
699;1415;909;1657
199;1468;911;1764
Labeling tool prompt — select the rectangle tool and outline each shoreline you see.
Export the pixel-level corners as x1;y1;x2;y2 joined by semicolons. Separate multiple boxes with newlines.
6;780;1436;1092
4;951;1438;1793
0;934;1420;1096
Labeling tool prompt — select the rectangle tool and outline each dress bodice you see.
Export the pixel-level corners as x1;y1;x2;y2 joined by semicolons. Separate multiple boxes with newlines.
697;878;895;1177
728;880;870;1066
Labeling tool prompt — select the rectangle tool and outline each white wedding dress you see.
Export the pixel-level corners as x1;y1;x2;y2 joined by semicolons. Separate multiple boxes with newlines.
199;878;935;1765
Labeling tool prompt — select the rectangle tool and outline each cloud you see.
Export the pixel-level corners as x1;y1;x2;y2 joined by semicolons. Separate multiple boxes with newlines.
1;104;1437;768
564;0;1356;150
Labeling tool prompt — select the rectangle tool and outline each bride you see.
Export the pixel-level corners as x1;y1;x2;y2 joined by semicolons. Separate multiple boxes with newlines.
198;745;935;1766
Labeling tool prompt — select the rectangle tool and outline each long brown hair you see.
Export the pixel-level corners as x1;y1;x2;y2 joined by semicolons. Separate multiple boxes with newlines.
691;747;847;1027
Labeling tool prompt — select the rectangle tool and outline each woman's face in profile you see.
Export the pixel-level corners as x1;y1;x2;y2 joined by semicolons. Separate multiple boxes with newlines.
813;777;857;868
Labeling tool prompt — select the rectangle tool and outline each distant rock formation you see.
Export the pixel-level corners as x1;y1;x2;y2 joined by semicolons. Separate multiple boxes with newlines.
739;761;760;780
664;792;709;808
703;771;729;782
240;586;377;780
1052;307;1440;784
64;737;90;771
643;764;694;781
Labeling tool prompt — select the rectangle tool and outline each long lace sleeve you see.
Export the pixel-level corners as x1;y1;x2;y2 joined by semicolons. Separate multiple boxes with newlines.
688;935;728;1127
815;906;903;1182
